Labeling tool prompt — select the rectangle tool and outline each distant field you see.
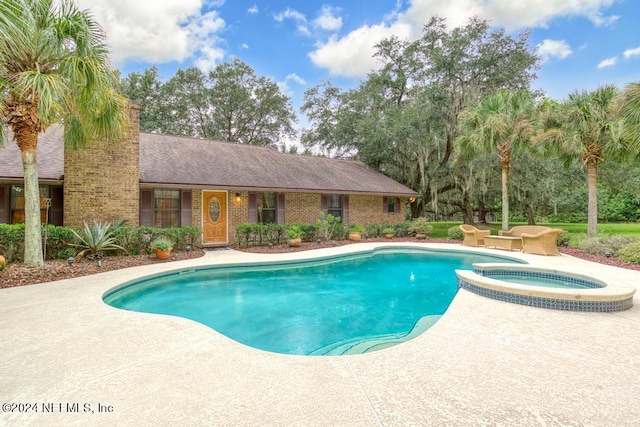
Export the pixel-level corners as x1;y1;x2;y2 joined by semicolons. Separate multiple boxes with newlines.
429;221;640;239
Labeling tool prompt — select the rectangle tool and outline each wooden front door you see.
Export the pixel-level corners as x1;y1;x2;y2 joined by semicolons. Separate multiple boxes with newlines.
203;191;228;244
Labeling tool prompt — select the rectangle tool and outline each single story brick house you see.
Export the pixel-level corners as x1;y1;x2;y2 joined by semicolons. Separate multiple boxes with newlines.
0;104;417;245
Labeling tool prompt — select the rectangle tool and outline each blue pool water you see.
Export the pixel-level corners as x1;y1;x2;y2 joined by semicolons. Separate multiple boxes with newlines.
104;248;519;355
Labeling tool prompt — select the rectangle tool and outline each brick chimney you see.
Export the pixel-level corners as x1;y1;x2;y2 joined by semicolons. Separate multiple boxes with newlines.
63;101;141;227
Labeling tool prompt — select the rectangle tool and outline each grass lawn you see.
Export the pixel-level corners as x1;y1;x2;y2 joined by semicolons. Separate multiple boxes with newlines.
429;221;640;239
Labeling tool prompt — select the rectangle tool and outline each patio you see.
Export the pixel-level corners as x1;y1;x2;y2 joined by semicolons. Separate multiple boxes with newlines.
1;242;639;426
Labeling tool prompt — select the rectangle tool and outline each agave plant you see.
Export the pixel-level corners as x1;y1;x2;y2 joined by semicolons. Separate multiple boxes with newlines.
69;219;126;259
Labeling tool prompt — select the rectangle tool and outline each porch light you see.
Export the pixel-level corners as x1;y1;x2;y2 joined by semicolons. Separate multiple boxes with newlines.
235;193;241;202
409;197;416;203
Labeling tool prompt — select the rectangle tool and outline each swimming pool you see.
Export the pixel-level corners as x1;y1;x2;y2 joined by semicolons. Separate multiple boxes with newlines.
103;248;520;355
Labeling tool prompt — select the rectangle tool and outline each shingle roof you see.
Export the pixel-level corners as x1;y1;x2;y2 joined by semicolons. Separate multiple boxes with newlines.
0;125;65;180
0;125;417;196
140;133;416;195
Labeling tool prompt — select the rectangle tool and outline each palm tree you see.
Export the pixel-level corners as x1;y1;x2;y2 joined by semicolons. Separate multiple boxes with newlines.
456;89;535;230
619;82;640;146
0;0;128;266
538;86;622;237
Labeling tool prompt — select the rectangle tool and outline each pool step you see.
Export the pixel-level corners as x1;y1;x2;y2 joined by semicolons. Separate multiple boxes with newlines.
309;315;442;356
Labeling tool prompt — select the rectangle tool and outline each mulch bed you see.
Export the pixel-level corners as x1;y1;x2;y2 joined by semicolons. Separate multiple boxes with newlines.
2;238;638;289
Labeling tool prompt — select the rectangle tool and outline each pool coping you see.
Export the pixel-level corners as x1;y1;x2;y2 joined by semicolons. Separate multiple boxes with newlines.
457;263;635;304
2;242;640;426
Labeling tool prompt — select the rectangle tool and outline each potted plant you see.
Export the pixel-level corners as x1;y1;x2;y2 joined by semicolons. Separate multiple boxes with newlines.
408;218;433;240
150;237;174;259
349;224;365;241
382;227;395;239
286;225;302;247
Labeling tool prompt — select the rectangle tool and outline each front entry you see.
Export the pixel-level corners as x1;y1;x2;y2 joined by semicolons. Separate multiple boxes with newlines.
202;191;228;244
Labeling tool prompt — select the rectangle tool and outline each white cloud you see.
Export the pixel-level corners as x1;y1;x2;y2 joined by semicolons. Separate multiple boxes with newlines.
248;5;258;15
77;0;227;70
286;73;307;86
597;56;617;68
310;22;413;77
623;47;640;59
309;0;619;78
274;7;311;35
278;73;307;98
313;6;343;32
241;43;249;49
536;39;573;63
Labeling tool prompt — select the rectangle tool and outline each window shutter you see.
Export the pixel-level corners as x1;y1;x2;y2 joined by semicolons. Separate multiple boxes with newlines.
276;193;285;224
181;190;192;226
0;186;5;224
248;192;257;223
321;194;327;213
396;197;401;213
342;195;349;226
50;186;64;226
382;196;388;213
140;189;153;226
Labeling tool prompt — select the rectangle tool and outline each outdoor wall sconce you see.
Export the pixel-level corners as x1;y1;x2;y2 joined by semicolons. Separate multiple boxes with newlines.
409;197;416;203
234;193;241;202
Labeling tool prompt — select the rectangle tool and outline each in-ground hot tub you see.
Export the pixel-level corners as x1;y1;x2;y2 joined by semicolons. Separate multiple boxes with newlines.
456;264;635;312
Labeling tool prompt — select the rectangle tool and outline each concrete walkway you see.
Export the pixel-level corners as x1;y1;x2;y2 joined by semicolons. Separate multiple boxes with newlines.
1;242;639;426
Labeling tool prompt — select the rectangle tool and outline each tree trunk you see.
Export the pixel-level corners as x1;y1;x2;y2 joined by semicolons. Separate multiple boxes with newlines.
462;195;474;224
501;166;509;231
477;199;488;224
22;149;44;266
587;159;598;237
525;202;536;225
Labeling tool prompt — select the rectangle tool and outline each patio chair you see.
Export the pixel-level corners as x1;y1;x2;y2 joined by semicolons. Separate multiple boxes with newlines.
459;224;491;247
520;228;564;256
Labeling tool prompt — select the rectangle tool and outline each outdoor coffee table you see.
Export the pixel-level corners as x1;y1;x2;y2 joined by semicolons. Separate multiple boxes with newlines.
483;235;522;251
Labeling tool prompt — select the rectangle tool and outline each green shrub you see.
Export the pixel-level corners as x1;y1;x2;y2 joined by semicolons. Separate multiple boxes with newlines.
297;223;318;241
42;225;77;260
316;212;342;241
235;222;285;247
556;230;570;247
546;212;587;223
447;226;463;240
617;241;640;264
0;223;25;262
578;234;640;256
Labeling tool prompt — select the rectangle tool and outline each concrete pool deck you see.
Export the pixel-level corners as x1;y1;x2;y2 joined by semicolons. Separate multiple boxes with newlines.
1;242;639;426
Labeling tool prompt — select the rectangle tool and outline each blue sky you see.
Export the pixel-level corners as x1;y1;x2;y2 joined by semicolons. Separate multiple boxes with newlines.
79;0;639;125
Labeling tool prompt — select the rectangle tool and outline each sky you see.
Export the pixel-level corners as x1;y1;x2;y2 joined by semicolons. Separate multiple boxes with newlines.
77;0;640;127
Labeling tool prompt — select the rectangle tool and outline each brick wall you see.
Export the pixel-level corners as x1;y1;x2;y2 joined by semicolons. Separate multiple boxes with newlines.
349;195;405;225
284;192;321;224
220;192;406;244
63;103;141;227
